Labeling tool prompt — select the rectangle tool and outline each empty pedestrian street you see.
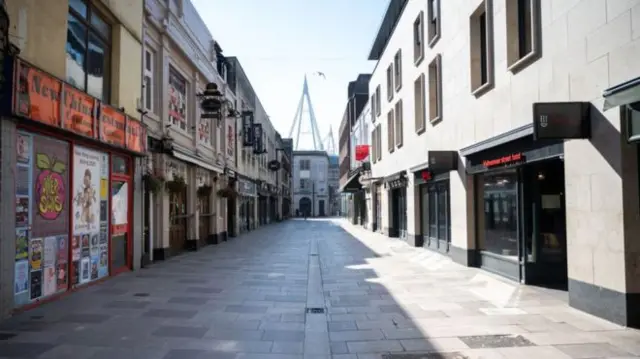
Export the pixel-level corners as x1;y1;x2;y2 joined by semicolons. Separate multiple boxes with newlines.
0;219;639;359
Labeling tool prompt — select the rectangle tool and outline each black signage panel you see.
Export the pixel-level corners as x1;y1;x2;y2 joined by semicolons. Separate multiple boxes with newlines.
252;123;264;154
242;112;254;147
533;102;591;140
268;160;281;171
427;151;458;172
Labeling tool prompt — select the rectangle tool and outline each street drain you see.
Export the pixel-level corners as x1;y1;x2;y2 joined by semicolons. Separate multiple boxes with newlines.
458;334;535;349
383;353;468;359
133;292;150;297
0;333;17;341
305;307;325;314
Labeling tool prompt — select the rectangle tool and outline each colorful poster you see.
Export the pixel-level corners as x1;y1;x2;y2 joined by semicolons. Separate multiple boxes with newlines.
112;182;128;225
80;258;90;283
30;270;42;300
81;234;90;257
57;236;68;262
71;261;80;285
15;229;28;260
16;166;30;196
71;235;81;261
72;146;101;233
98;243;108;278
91;256;99;280
29;238;43;270
16;132;32;164
43;266;57;296
43;236;56;268
32;135;69;238
16;197;29;227
90;234;99;256
14;260;29;295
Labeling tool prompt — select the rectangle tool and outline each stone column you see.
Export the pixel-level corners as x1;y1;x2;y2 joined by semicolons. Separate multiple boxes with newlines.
187;166;199;249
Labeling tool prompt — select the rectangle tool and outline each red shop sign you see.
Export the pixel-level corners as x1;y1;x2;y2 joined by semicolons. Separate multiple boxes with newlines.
421;170;432;181
482;153;523;168
355;145;370;161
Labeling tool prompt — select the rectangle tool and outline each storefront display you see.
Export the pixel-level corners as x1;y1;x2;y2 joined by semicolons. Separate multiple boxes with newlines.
14;132;70;305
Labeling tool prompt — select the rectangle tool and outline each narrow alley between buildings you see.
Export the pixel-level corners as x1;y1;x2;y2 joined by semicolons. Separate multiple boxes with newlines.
0;219;639;359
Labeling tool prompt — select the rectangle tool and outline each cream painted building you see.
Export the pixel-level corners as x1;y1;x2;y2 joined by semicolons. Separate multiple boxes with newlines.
1;0;146;317
366;0;640;327
143;0;234;258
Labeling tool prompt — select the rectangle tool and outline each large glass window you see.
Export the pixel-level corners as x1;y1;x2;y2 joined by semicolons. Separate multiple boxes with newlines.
421;180;451;247
66;0;111;102
482;172;518;258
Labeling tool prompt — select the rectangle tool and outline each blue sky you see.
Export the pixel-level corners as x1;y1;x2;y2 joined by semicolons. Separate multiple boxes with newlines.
191;0;389;151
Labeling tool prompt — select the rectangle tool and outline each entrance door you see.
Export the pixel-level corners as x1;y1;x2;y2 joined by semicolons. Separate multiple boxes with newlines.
319;200;325;216
398;189;407;238
521;159;568;289
110;155;132;274
169;187;187;255
198;192;212;246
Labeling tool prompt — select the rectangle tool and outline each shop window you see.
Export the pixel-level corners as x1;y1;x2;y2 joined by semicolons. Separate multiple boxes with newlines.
66;0;112;102
469;0;494;97
370;93;377;121
169;66;188;132
376;124;382;161
480;172;518;258
505;0;540;72
394;49;402;91
111;155;129;175
14;133;72;305
375;85;381;117
372;127;378;164
428;54;443;124
422;181;451;246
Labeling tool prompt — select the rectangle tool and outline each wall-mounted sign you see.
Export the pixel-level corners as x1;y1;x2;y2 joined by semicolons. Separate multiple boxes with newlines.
252;123;264;154
482;153;523;168
242;111;254;147
12;59;146;154
532;102;591;140
427;150;458;172
268;160;281;171
421;170;432;181
354;145;370;161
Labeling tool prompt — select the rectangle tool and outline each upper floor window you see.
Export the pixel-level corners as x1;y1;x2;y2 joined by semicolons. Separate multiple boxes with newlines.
143;48;155;113
427;0;441;47
506;0;540;72
469;0;494;96
394;50;402;91
169;66;188;131
300;159;311;170
66;0;111;102
386;64;394;102
413;11;425;65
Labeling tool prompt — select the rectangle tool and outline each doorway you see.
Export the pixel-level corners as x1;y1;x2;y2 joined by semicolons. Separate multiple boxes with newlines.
110;155;132;274
520;159;568;289
169;187;187;255
299;197;311;216
198;191;212;246
319;200;325;216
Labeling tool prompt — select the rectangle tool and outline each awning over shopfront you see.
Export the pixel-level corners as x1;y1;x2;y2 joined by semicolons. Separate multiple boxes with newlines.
603;76;640;111
339;167;363;193
383;170;407;189
172;145;224;174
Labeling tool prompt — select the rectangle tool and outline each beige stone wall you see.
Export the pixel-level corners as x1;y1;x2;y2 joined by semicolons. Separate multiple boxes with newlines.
368;0;640;293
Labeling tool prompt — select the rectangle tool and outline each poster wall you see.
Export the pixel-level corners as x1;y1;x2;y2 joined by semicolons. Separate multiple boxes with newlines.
14;132;70;306
72;146;109;285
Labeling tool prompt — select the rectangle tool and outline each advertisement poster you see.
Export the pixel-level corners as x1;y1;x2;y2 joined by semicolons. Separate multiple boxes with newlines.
14;261;29;295
80;258;90;283
73;146;101;233
71;235;81;261
30;270;42;300
29;238;43;270
16;166;30;196
98;243;108;278
43;236;56;268
16;197;29;227
43;266;57;296
15;229;28;261
32;135;69;238
112;182;128;225
17;132;31;164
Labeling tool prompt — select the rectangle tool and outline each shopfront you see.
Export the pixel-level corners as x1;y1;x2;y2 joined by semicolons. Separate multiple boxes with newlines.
411;151;457;251
8;58;146;310
268;186;277;223
257;180;269;225
237;175;257;233
339;167;365;225
224;167;237;238
384;171;408;238
462;107;591;288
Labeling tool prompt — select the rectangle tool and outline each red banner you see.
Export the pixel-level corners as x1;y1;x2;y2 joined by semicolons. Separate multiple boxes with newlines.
355;145;370;161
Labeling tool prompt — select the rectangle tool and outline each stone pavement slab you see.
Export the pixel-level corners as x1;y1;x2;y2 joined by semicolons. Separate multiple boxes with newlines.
0;218;639;358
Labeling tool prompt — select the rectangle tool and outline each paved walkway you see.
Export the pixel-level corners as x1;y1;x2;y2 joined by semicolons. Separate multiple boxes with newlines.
0;219;639;359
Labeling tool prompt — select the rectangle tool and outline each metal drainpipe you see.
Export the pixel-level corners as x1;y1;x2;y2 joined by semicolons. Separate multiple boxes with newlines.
140;8;150;264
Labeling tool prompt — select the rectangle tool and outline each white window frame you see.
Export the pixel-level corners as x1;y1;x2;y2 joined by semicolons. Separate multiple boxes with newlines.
143;48;154;113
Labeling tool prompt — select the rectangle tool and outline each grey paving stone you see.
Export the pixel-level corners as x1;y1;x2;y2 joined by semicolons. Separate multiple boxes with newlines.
458;334;535;349
57;313;111;324
262;330;306;341
103;300;150;309
186;287;223;294
204;329;264;341
92;287;128;295
225;305;269;314
168;297;210;305
0;342;57;357
328;321;357;332
142;309;198;319
162;349;237;359
271;341;304;354
264;295;307;303
151;325;208;339
330;341;349;354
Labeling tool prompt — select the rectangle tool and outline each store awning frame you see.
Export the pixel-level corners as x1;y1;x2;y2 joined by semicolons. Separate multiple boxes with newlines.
603;77;640;111
172;149;224;174
339;171;363;193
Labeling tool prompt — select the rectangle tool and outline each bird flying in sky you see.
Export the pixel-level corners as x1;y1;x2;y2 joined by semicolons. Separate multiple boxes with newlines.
314;71;326;79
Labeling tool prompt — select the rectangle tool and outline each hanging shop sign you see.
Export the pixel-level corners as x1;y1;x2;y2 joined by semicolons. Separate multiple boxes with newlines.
384;171;407;190
252;123;264;154
268;160;281;171
224;167;236;178
427;150;458;172
354;145;370;161
482;152;524;168
242;111;254;147
12;59;147;154
532;102;591;141
420;170;432;181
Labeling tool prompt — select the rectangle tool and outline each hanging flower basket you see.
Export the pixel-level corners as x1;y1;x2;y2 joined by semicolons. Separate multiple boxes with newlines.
216;186;237;198
143;172;166;194
166;175;187;193
197;184;213;197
